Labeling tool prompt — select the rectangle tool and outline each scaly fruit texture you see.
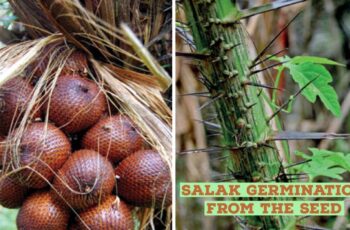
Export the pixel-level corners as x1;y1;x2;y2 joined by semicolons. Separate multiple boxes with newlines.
29;48;88;77
45;74;107;133
53;149;115;210
115;149;172;208
12;122;71;189
82;114;144;163
70;195;134;230
0;176;28;208
0;77;41;135
17;191;70;230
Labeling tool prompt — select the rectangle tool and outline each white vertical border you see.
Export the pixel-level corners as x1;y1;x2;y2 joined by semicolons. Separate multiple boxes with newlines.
171;0;176;228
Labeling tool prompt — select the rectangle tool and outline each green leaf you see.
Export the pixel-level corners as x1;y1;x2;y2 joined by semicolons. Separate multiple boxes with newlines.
285;62;341;117
218;0;242;21
295;148;350;181
295;150;312;160
291;56;345;66
0;208;18;230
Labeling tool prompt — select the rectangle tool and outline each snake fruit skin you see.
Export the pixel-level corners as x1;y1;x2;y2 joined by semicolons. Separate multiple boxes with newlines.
53;149;115;210
70;195;134;230
30;48;88;77
12;122;71;189
0;176;28;208
0;77;41;135
82;115;144;163
115;150;172;208
45;74;107;133
17;191;70;230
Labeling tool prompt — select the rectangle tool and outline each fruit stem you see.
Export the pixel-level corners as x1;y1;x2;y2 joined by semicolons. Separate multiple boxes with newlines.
183;0;291;228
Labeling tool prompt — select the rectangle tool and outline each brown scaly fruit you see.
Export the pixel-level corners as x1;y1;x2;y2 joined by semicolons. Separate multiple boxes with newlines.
115;150;172;208
0;77;41;135
45;74;107;133
82;115;144;163
62;51;88;75
29;47;88;77
17;191;70;230
0;175;28;208
69;195;134;230
11;122;71;189
53;149;115;210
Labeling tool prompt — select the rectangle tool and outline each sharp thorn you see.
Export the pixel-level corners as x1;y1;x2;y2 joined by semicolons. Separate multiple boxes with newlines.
176;27;195;49
211;155;229;161
252;11;302;64
246;102;258;109
293;75;320;98
274;173;308;182
177;146;230;155
179;92;211;97
206;133;222;138
241;0;305;18
250;48;289;68
198;70;216;89
198;77;214;89
243;81;285;91
287;176;309;182
194;119;221;130
284;160;312;169
176;51;211;60
198;93;224;110
284;173;308;176
223;43;242;51
267;75;319;123
249;61;287;76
